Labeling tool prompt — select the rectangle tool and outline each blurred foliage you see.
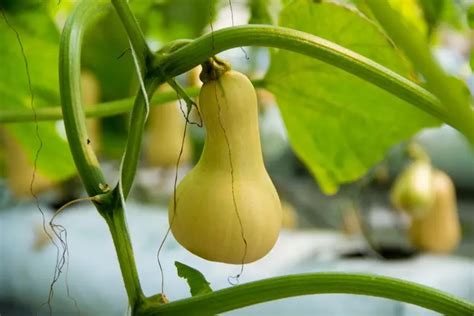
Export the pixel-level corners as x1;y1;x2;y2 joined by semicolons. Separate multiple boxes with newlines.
81;9;136;159
431;0;466;31
265;0;440;194
248;0;273;24
348;0;467;38
131;0;217;43
389;0;428;36
82;11;135;102
467;3;474;29
0;0;43;12
0;4;75;181
418;0;446;34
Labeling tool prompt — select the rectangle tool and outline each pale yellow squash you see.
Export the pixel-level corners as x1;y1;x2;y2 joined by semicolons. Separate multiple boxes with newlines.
409;170;461;253
1;129;54;198
390;159;435;218
146;84;192;167
169;70;282;264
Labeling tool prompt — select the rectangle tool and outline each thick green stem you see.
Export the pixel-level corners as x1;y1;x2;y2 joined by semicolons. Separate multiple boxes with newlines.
119;77;160;198
365;0;474;143
137;273;474;316
59;0;109;197
104;200;145;309
60;0;146;309
110;0;162;199
152;25;473;141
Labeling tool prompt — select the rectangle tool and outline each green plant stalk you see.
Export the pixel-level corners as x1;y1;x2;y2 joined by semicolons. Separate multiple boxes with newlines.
111;0;152;73
365;0;474;143
112;0;162;199
104;200;145;310
118;77;160;199
59;0;109;198
152;25;474;142
60;0;145;309
0;81;268;123
137;273;474;316
0;88;196;123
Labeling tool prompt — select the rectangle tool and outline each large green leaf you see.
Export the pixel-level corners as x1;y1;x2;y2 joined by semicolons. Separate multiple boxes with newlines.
265;0;440;194
0;7;75;181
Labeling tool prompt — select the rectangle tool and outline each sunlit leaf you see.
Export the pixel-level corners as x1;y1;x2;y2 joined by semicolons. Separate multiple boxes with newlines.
265;0;440;194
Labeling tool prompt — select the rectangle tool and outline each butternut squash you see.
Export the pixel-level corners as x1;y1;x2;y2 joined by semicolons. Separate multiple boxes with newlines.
390;159;435;218
146;84;192;167
169;70;282;264
409;170;461;253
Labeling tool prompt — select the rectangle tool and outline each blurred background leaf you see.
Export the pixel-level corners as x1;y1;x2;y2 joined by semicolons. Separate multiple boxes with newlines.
0;5;75;181
81;8;137;159
131;0;218;44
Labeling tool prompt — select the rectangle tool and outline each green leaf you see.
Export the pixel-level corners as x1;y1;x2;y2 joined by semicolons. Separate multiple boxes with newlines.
467;4;474;29
0;7;75;181
132;0;218;42
265;0;439;194
82;10;135;102
175;261;213;297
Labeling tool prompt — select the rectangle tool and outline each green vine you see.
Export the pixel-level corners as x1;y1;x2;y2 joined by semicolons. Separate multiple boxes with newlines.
152;25;474;143
59;0;109;198
138;273;474;316
59;0;147;309
0;87;199;123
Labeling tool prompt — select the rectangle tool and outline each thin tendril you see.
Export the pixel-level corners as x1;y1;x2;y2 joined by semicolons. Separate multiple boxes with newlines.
47;196;96;315
227;0;249;60
129;40;150;120
176;91;203;127
156;97;190;295
228;0;235;26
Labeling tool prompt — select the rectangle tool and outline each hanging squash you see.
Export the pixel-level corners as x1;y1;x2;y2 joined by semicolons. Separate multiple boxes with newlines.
169;63;282;264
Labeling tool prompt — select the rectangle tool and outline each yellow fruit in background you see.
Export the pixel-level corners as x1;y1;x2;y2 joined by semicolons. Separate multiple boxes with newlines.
169;70;282;264
281;200;298;229
1;129;54;198
390;160;435;218
409;170;461;253
342;205;362;236
81;70;101;153
146;85;192;167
